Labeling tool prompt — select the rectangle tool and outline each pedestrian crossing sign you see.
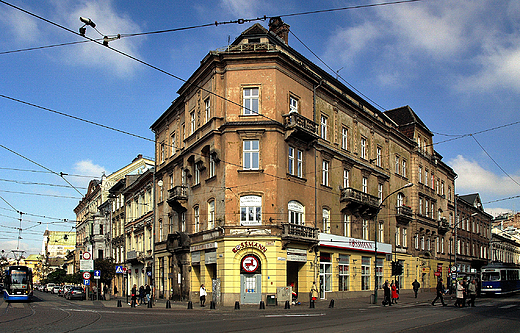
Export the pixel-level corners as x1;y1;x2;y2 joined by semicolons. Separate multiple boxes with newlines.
116;265;124;274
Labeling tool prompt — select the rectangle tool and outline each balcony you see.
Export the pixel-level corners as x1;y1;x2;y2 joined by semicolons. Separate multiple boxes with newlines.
281;223;319;245
340;187;380;219
396;205;413;224
167;185;188;212
126;250;144;263
283;113;319;144
438;218;450;234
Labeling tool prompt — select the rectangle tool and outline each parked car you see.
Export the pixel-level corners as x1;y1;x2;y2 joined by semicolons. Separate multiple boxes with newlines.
51;285;61;294
44;283;56;292
59;285;73;297
65;286;85;300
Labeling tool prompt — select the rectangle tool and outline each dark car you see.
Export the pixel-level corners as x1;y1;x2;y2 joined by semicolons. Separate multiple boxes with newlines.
65;286;85;300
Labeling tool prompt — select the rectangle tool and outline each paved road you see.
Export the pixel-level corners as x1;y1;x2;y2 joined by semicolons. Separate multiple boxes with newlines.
1;291;519;332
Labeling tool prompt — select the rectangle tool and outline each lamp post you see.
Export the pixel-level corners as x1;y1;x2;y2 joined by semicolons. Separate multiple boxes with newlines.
373;182;413;304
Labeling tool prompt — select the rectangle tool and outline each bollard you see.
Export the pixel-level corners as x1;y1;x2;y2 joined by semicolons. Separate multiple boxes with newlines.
210;301;216;309
329;299;335;308
148;300;153;308
284;300;290;309
234;301;240;310
187;301;193;309
259;300;265;309
310;299;315;308
117;300;122;307
166;300;171;309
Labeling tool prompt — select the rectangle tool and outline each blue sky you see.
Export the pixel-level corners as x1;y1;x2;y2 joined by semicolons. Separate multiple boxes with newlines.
1;0;520;256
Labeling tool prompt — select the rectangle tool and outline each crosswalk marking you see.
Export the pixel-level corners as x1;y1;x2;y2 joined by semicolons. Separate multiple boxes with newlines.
499;304;516;309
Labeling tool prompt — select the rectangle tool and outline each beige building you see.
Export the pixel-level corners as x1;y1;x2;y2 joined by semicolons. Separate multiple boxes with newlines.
150;19;485;305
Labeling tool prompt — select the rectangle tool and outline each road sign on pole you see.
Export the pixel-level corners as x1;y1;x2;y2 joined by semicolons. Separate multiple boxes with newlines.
83;272;91;280
94;270;101;279
83;279;90;286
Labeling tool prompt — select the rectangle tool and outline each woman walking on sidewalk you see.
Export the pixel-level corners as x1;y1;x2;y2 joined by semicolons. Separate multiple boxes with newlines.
391;281;398;304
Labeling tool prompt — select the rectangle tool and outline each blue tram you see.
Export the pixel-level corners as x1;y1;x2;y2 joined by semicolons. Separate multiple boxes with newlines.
481;263;520;295
3;265;33;301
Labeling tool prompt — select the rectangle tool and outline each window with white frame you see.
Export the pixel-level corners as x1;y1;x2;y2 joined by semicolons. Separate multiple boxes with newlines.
362;177;368;193
343;169;350;188
421;236;425;250
208;200;215;229
289;96;298;113
414;234;419;249
360;137;367;159
181;211;186;232
323;208;330;233
204;98;211;122
322;160;329;186
441;237;444;253
209;154;216;178
402;228;407;248
425;169;429;186
243;140;259;170
436;237;440;253
402;159;407;177
418;166;423;183
361;256;371;291
288;147;303;177
320;115;328;140
243;87;259;115
288;200;305;225
395;155;400;174
171;133;176;156
160;143;165;163
194;206;200;233
190;111;196;135
338;254;350;291
194;164;200;185
169;215;174;234
344;214;351;237
379;221;384;242
376;258;384;289
342;127;348;150
378;183;383;204
240;195;262;226
376;146;382;167
395;226;401;246
362;219;369;240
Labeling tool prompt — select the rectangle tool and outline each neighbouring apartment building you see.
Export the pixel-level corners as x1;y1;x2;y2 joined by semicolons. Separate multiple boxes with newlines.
150;19;489;305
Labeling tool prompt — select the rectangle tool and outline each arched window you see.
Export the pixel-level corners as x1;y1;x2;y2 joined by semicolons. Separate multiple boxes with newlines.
288;201;305;225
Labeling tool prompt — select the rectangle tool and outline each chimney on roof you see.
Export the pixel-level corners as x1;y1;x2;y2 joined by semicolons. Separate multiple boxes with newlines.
269;17;290;44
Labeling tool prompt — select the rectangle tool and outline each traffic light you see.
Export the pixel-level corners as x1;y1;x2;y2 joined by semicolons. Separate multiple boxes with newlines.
391;261;404;276
391;261;397;276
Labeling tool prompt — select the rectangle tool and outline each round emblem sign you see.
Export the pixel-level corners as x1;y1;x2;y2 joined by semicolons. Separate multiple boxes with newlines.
241;255;260;273
82;252;91;260
83;272;91;280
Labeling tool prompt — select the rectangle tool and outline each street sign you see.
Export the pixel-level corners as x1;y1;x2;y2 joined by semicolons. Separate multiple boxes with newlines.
83;272;91;280
115;266;124;274
82;252;91;260
147;271;152;277
83;279;90;286
94;270;101;279
80;259;94;272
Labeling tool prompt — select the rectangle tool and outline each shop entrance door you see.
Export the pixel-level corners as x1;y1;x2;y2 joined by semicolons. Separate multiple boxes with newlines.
240;274;261;304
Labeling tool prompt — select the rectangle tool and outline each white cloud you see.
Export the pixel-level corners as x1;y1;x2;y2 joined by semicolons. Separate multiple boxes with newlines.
449;155;520;196
220;0;260;19
485;207;514;217
0;6;42;45
72;159;106;188
0;240;42;257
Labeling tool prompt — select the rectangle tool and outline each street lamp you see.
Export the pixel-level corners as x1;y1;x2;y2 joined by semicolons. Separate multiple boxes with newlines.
373;182;413;304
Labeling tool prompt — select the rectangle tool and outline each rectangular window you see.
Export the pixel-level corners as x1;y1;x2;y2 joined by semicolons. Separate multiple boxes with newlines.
362;220;368;240
376;146;382;167
243;88;259;115
360;137;367;159
297;150;303;178
322;160;329;186
288;147;294;175
240;195;262;226
395;155;400;174
194;206;200;233
208;200;215;230
378;183;383;204
160;143;165;163
289;147;303;177
376;258;384;289
194;164;200;185
338;255;350;291
181;212;186;232
243;140;259;170
343;169;350;188
402;228;407;248
402;159;407;177
395;226;400;246
320;115;328;140
205;98;211;122
379;221;384;242
323;209;330;233
320;256;332;297
341;127;348;150
190;111;196;135
343;214;351;237
362;177;368;194
289;96;298;113
209;154;216;178
361;257;371;291
418;166;423;183
171;133;176;156
414;234;419;249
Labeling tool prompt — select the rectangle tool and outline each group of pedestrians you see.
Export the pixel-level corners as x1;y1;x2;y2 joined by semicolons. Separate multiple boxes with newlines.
382;280;400;306
130;284;152;306
430;277;477;307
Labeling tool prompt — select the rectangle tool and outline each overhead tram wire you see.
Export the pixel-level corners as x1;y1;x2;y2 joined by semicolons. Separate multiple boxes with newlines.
0;166;99;178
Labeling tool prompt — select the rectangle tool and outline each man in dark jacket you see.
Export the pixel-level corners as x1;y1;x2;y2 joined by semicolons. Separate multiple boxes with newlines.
412;279;420;298
431;278;447;306
383;280;391;306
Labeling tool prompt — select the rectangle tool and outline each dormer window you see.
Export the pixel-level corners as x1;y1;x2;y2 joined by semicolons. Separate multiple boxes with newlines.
248;38;261;44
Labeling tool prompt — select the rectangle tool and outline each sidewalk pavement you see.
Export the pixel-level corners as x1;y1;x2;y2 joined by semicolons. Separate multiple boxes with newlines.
95;290;455;311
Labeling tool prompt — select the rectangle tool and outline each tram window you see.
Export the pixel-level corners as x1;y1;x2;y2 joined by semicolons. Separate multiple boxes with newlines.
482;272;500;281
501;271;507;281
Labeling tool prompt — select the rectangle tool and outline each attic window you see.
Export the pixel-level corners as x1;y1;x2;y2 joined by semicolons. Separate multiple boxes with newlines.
248;38;261;44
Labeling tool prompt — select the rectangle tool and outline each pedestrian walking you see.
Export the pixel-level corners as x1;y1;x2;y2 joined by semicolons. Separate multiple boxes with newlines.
139;285;145;305
455;280;465;308
200;284;207;307
467;279;477;307
391;281;398;304
431;278;447;306
310;281;319;301
462;277;468;307
130;284;138;306
145;284;151;304
383;280;391;306
412;279;420;298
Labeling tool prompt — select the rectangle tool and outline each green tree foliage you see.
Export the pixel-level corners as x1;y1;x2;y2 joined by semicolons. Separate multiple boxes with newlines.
94;258;115;286
46;268;67;284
